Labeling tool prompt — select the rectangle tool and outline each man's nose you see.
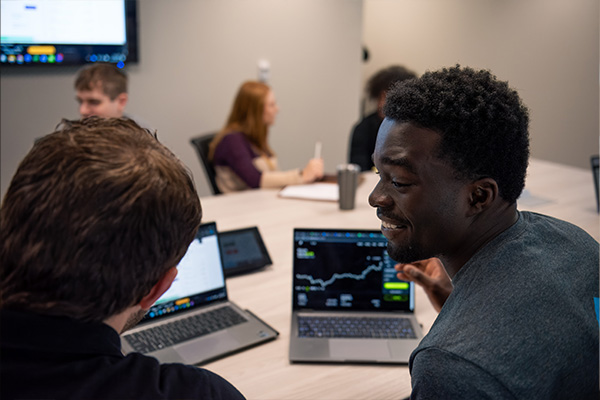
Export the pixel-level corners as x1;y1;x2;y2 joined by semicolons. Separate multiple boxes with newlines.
79;103;91;117
368;180;391;209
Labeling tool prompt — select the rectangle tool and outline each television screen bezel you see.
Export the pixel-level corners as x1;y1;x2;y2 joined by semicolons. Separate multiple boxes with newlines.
0;0;139;67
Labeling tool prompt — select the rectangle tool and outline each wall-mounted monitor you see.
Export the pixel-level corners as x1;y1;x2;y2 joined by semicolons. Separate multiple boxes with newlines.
0;0;138;67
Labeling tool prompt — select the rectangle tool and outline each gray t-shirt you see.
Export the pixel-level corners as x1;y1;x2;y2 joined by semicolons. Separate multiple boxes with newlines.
410;211;599;400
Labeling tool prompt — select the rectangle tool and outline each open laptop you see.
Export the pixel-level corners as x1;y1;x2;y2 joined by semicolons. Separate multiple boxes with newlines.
289;228;423;364
121;222;278;365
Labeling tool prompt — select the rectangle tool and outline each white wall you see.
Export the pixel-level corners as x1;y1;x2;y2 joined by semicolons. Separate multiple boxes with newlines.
0;0;363;199
362;0;599;171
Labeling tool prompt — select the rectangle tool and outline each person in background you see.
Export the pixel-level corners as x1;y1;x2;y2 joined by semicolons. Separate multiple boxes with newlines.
75;63;129;118
209;81;323;193
0;118;245;400
349;65;417;171
369;65;598;399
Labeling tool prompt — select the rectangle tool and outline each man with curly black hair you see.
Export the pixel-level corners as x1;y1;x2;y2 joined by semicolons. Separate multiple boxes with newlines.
369;65;598;399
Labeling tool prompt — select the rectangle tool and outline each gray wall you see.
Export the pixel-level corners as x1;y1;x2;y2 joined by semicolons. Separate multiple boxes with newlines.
362;0;599;171
0;0;363;199
2;0;598;201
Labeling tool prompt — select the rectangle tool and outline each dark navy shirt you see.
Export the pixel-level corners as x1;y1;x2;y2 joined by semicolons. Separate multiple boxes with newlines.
410;212;599;399
213;132;262;188
1;309;246;400
349;112;382;172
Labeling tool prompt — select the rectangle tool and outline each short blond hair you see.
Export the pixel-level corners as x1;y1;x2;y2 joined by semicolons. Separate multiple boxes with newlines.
75;63;128;100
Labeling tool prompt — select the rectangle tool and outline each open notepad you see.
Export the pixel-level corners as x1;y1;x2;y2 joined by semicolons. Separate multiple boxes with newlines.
278;183;339;202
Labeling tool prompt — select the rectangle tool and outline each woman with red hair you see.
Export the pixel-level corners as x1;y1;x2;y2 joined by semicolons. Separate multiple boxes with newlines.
209;81;323;193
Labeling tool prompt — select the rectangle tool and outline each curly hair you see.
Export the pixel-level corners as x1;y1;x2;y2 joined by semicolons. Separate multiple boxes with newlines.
383;65;530;203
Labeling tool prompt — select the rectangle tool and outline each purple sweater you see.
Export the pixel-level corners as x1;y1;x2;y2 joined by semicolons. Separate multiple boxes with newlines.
213;132;262;188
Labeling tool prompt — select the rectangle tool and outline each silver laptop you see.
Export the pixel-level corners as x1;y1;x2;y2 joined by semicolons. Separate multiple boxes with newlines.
121;222;278;365
289;228;423;364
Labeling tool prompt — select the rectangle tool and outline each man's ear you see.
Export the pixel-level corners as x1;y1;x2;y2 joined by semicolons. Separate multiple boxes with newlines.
116;92;128;112
138;267;178;310
467;178;498;216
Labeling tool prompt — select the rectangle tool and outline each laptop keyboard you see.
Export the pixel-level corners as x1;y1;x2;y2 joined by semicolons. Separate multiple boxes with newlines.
298;315;417;339
125;305;248;354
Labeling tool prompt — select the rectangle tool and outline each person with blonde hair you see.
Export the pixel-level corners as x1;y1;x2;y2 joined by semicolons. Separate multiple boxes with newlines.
74;63;129;119
209;81;323;193
72;63;152;132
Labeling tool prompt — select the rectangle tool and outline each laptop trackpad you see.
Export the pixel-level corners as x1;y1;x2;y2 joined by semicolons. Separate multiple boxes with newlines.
178;332;240;364
330;339;391;361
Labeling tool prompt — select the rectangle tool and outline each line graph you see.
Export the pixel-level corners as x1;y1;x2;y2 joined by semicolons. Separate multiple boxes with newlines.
295;261;383;288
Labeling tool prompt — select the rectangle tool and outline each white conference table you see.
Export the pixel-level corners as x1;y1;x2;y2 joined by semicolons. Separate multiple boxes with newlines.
198;158;598;400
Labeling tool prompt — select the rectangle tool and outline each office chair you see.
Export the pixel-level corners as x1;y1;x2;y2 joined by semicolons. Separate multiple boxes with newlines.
592;155;599;212
190;133;221;195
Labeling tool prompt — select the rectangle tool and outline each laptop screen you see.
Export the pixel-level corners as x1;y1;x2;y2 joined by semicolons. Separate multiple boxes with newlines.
141;222;227;323
219;227;272;276
292;228;414;312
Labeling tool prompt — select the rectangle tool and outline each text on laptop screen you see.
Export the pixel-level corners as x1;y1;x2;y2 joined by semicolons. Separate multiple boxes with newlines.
293;229;414;312
143;223;226;322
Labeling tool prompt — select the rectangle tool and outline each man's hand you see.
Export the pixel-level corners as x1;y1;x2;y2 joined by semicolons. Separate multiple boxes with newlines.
395;258;453;312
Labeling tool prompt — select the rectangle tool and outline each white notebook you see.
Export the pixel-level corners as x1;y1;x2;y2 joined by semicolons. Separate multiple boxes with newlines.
278;183;338;202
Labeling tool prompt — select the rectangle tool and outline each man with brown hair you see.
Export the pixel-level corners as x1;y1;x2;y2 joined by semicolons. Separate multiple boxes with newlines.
0;118;245;399
75;63;129;118
349;65;417;171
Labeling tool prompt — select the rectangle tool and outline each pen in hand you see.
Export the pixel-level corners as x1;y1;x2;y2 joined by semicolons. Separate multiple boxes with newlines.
314;141;322;159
